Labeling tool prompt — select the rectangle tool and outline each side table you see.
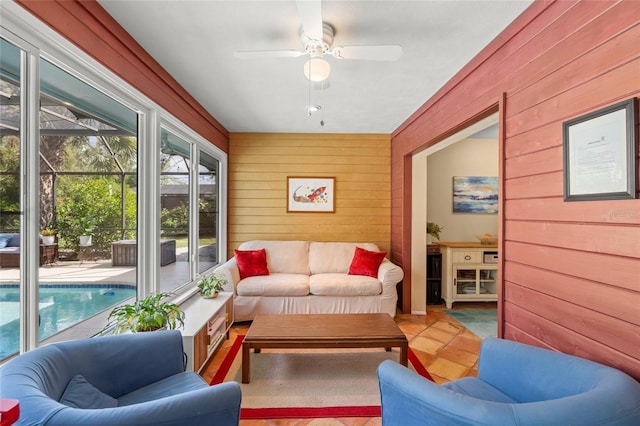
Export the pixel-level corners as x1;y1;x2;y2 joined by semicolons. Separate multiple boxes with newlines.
0;399;19;426
40;243;58;266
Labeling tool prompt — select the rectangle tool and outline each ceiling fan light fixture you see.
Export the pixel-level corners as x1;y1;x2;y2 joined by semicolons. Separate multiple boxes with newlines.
303;57;330;82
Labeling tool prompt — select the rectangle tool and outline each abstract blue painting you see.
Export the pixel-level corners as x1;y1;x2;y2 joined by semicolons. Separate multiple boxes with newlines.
453;176;498;214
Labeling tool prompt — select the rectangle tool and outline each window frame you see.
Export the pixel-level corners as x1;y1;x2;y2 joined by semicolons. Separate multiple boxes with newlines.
0;1;227;357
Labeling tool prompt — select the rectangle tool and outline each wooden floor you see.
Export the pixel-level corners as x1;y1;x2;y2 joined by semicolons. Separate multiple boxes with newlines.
200;303;496;426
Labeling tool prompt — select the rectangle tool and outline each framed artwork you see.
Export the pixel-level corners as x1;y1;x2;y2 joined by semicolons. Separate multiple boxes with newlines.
287;177;335;213
453;176;498;214
563;98;637;201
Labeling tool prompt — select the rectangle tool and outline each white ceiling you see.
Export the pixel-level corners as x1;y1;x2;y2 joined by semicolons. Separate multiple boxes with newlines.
98;0;532;134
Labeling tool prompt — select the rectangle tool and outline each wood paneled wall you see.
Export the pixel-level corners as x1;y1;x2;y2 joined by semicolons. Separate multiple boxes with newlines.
392;0;640;379
227;133;391;258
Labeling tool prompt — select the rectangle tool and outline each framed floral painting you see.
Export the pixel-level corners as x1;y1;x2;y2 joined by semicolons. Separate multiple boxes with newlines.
287;177;335;213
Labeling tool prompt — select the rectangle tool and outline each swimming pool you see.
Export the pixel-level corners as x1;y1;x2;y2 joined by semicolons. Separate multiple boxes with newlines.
0;285;136;358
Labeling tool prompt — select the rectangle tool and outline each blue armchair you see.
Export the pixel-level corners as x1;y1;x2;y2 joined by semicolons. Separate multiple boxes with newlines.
378;337;640;425
0;330;241;426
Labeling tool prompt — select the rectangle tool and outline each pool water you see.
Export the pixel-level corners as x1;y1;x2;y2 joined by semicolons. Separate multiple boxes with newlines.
0;285;135;358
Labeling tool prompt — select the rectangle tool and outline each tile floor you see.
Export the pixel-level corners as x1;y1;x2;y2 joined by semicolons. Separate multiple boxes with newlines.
200;302;496;426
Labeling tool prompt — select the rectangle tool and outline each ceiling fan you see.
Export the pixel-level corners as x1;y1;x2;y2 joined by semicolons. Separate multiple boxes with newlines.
234;0;403;82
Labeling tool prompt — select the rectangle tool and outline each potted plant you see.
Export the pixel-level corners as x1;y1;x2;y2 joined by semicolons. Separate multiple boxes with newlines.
197;273;227;298
77;216;96;246
41;228;57;245
427;221;444;244
106;292;185;334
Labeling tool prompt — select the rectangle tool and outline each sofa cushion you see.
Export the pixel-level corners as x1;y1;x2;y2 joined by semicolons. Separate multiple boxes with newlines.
117;371;207;406
0;234;13;249
309;273;382;296
348;247;387;277
60;374;118;409
7;234;19;247
309;242;381;274
235;248;269;279
239;240;310;275
236;273;310;296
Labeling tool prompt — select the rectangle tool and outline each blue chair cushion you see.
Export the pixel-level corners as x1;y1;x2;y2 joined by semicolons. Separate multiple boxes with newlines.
117;371;208;406
443;377;519;403
60;374;118;409
0;234;13;248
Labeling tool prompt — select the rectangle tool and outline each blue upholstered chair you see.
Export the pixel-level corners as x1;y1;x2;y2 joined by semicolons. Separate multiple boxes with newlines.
377;337;640;425
0;330;241;426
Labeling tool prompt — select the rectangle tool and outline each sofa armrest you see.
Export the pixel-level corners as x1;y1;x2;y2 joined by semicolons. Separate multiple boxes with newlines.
45;382;242;426
214;258;240;295
377;259;404;294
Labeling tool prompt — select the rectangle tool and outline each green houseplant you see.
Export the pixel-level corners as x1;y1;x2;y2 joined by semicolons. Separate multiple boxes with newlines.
427;221;444;242
197;273;227;298
107;292;185;333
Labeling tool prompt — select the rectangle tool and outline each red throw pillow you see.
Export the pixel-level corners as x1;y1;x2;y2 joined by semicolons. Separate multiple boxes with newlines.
234;248;270;279
348;247;387;278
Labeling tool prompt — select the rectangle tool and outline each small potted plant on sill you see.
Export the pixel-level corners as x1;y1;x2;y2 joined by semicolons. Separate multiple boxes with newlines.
106;292;185;334
197;273;227;299
427;221;444;245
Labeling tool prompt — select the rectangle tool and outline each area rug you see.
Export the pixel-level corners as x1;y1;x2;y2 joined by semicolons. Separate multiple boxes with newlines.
445;309;497;339
211;335;432;419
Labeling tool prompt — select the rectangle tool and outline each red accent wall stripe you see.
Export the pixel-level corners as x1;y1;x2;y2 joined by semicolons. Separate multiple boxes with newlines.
391;0;640;379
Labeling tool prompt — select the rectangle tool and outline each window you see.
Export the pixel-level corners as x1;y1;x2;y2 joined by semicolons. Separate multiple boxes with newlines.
0;6;226;363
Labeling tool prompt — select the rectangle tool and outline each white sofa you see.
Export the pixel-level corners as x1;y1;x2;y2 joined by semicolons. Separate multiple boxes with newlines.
214;240;404;321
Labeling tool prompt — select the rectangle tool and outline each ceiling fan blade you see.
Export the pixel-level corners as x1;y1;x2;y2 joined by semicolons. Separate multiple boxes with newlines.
234;50;306;59
296;0;323;42
330;45;403;61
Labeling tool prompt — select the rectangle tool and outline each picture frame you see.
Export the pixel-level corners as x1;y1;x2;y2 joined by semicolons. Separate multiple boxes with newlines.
287;177;335;213
452;176;498;214
563;98;637;201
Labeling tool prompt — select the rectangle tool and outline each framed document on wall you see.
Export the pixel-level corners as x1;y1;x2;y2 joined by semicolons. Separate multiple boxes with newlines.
562;98;637;201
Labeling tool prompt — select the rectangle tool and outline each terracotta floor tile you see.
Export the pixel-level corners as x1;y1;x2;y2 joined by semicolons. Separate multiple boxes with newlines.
409;335;446;355
427;358;470;381
418;325;459;343
448;334;482;354
397;321;427;336
430;319;463;335
410;348;435;367
437;345;479;367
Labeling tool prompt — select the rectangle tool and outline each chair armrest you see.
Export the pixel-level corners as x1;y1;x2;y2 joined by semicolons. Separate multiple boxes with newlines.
46;382;242;426
378;360;517;426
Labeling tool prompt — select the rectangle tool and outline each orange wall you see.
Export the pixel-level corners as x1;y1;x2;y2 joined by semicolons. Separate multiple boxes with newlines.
392;0;640;379
227;133;391;258
16;0;229;152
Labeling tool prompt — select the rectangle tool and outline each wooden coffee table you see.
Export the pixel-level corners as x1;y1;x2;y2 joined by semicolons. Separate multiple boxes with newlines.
242;313;408;383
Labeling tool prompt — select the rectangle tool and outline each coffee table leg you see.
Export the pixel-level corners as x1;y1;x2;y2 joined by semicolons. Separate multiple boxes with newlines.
399;342;408;367
242;342;250;383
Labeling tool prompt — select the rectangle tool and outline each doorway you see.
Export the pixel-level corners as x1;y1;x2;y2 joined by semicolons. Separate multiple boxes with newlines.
410;112;499;314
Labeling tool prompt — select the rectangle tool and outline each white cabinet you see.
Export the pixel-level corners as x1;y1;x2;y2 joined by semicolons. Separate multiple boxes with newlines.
440;243;498;309
181;292;234;372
